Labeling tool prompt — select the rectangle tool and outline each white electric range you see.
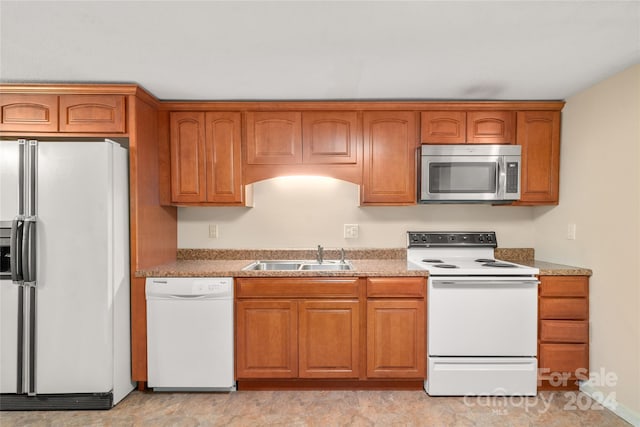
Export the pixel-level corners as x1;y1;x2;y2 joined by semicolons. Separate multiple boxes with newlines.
407;231;539;396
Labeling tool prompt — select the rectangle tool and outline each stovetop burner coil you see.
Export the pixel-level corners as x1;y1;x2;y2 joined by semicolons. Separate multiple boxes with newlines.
433;264;459;269
482;262;516;268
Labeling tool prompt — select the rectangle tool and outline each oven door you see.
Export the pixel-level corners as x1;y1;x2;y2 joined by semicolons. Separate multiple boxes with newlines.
428;277;538;356
421;155;506;202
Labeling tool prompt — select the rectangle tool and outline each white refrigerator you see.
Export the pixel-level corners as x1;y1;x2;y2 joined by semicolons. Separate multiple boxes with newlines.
0;139;134;410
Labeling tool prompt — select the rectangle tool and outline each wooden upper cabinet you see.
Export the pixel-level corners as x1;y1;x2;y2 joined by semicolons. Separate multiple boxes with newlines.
204;112;243;203
515;111;560;205
302;112;358;164
466;111;515;144
170;112;206;203
420;111;465;144
246;112;302;165
362;111;418;205
421;111;514;144
169;111;244;205
59;95;126;133
0;94;59;132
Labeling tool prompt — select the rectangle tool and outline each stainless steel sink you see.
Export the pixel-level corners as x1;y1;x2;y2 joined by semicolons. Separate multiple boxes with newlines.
299;264;353;271
242;260;353;271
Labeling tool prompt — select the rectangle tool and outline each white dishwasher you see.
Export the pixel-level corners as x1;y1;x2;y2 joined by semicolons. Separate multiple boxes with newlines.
145;277;235;391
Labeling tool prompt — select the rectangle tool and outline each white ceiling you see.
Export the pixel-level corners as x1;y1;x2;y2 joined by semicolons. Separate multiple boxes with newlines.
1;1;639;101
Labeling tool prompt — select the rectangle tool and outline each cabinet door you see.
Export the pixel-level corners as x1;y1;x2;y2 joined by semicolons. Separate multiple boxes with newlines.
302;112;358;164
59;95;125;133
299;300;360;378
366;300;425;378
466;111;515;144
516;111;560;205
362;111;418;205
0;94;58;132
236;300;298;378
420;111;465;144
204;112;243;204
246;112;302;164
170;112;206;203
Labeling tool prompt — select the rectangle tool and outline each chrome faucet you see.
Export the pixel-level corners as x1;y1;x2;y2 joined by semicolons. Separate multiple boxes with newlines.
340;248;346;264
317;245;324;264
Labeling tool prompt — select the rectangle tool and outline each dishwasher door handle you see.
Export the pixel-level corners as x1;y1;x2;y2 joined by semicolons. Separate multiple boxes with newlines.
152;294;215;300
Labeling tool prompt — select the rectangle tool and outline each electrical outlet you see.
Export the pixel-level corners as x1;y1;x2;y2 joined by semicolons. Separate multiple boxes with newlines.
209;224;218;239
567;223;576;240
344;224;359;239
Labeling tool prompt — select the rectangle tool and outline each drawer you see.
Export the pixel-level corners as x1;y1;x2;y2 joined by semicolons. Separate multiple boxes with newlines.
539;276;588;297
236;277;360;298
540;320;588;343
539;343;588;380
539;297;588;320
366;277;426;298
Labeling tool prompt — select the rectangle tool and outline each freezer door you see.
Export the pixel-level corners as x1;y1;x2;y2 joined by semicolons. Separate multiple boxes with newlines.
0;141;19;220
0;280;19;393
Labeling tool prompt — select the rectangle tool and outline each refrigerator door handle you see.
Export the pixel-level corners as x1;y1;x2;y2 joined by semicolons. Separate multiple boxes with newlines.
21;219;36;284
10;218;24;283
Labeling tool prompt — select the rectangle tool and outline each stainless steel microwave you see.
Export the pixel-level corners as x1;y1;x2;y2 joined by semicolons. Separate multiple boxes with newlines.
419;145;521;203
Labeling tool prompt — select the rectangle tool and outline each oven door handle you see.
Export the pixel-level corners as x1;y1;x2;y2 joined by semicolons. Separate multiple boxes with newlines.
432;280;539;288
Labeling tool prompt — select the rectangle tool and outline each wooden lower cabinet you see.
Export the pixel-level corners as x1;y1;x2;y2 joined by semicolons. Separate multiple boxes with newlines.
538;276;590;389
235;276;427;388
366;300;425;378
366;277;426;379
235;278;361;380
236;300;298;378
299;300;360;378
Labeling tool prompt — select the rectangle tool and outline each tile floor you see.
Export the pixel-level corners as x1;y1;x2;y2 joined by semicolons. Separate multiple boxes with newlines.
0;390;632;426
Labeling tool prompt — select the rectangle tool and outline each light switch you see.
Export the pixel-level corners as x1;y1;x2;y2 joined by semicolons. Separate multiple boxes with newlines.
209;224;218;239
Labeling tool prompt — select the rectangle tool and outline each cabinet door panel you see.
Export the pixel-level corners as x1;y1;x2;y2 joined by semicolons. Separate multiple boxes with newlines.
302;112;358;164
246;112;302;164
59;95;125;133
204;112;243;203
362;111;417;204
540;320;588;343
299;300;359;378
170;112;206;203
539;276;588;297
516;111;560;204
0;94;58;132
467;111;515;144
420;111;465;144
367;300;425;378
539;343;588;380
539;298;588;320
236;300;298;378
367;277;426;298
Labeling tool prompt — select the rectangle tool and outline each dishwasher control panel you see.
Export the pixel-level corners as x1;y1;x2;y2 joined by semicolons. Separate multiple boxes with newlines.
146;277;233;298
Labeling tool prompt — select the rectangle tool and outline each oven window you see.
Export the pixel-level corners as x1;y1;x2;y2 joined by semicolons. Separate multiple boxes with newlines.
429;162;497;193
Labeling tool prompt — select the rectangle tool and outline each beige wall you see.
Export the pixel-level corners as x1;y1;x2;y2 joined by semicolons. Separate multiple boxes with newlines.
178;176;536;249
533;64;640;419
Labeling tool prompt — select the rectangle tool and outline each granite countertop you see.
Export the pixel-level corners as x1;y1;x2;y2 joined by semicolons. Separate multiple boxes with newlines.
136;248;592;278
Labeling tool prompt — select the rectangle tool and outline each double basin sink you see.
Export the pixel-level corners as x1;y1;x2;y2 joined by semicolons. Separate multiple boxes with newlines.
242;260;353;271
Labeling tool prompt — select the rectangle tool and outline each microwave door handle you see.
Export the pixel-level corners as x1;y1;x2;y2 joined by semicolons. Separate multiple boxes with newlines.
497;158;506;198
